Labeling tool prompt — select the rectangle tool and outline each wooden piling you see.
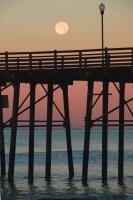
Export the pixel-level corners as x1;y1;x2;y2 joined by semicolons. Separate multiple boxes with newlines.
0;84;6;177
62;84;74;179
45;83;53;181
102;81;109;184
118;82;125;184
28;83;36;184
8;83;20;183
82;81;94;184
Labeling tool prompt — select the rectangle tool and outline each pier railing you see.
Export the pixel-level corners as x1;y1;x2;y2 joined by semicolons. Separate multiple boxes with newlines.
0;47;133;70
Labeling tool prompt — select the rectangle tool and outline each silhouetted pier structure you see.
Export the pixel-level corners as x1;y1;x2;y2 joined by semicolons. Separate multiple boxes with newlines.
0;47;133;185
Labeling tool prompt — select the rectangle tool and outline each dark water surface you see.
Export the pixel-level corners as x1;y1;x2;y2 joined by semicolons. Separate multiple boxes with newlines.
0;128;133;199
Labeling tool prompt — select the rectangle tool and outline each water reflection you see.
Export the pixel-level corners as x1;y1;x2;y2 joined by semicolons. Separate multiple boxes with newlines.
1;178;133;200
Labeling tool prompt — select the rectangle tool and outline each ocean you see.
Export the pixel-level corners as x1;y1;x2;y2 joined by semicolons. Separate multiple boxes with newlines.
0;128;133;200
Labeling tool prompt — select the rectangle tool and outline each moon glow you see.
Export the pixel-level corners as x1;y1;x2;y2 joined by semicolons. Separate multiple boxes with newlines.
55;21;68;35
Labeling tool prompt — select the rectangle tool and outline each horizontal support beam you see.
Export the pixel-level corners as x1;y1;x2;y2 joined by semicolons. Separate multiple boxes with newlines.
93;93;112;96
15;120;64;122
4;124;64;128
91;124;133;127
91;120;133;122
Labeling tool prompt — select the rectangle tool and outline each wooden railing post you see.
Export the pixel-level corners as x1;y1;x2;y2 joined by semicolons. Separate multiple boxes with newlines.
17;57;19;70
107;54;110;68
54;50;57;69
131;49;133;73
29;53;32;70
84;58;87;69
5;51;8;70
104;47;109;74
39;60;42;70
61;56;64;69
105;48;108;67
79;51;82;69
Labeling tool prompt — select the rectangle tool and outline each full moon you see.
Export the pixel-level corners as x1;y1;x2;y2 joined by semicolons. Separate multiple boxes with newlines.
55;21;68;35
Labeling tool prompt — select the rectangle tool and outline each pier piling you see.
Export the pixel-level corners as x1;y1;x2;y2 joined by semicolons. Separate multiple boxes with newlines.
102;81;109;184
0;84;6;177
118;82;125;184
45;83;53;181
28;83;36;184
62;84;74;179
8;83;20;183
82;81;94;184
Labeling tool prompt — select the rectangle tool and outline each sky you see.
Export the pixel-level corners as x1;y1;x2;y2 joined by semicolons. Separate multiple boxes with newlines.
0;0;133;51
1;0;133;127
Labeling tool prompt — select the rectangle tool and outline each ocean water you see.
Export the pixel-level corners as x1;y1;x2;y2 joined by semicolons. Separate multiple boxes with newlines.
0;128;133;200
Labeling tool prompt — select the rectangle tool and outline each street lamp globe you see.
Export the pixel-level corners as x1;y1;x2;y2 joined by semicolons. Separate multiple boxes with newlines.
99;3;105;15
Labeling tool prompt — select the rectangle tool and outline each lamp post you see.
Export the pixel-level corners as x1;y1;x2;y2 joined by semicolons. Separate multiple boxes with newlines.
99;3;105;66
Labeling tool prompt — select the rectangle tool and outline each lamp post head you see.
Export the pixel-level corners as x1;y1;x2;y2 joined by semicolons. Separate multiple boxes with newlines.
99;3;105;15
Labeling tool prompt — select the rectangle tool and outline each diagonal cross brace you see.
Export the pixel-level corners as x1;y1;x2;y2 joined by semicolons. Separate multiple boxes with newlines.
113;82;133;117
92;97;133;125
41;84;65;120
4;85;61;127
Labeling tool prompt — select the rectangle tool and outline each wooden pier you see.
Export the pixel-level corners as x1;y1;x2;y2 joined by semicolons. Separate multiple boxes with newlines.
0;47;133;185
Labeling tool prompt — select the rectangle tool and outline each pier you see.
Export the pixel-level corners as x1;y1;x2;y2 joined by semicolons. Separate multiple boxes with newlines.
0;47;133;185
